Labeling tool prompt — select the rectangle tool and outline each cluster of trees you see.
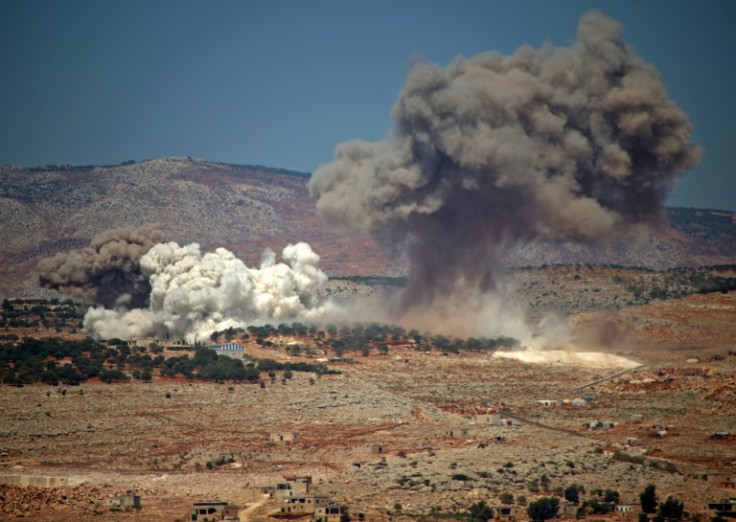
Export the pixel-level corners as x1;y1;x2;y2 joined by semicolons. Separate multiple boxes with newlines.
229;321;519;358
28;159;138;172
332;275;407;287
160;347;259;382
0;331;343;386
521;483;686;522
0;337;140;386
638;484;686;522
254;358;338;375
1;298;83;332
624;265;736;304
157;348;339;382
428;480;690;522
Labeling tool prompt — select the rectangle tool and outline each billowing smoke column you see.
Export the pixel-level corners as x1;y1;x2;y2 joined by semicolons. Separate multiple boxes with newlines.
38;225;332;340
310;12;702;314
37;224;166;309
82;241;331;341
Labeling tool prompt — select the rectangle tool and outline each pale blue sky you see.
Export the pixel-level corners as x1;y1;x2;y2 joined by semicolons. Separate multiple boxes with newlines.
1;0;734;210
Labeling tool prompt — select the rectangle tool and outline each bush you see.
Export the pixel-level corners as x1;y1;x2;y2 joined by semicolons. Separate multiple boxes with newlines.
604;489;620;504
657;496;684;521
640;484;658;514
564;484;584;504
528;497;559;521
584;500;613;515
468;501;494;522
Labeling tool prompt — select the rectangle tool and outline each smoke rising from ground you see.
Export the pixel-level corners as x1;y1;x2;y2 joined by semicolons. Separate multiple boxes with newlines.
83;241;332;341
310;11;702;326
37;224;166;309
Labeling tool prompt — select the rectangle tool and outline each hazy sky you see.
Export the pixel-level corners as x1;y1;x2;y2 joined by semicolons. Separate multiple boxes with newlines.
1;1;734;211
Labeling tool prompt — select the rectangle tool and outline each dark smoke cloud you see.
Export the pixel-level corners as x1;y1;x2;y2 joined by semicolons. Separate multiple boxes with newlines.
37;223;166;308
310;11;702;308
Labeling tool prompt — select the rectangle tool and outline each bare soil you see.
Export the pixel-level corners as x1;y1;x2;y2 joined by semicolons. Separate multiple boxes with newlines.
1;279;735;520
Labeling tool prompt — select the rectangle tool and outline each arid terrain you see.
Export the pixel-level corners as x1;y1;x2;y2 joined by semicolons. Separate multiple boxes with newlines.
1;158;735;520
1;267;735;521
2;158;736;299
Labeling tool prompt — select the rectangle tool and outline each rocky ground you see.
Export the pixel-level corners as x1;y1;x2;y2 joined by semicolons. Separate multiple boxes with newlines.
1;271;735;521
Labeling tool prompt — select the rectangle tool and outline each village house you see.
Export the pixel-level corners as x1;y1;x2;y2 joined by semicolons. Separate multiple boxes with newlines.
475;413;502;425
536;399;562;407
280;495;331;515
205;343;245;360
615;503;641;517
270;432;298;444
130;338;183;349
314;504;350;522
274;475;312;499
109;494;141;510
190;499;239;521
560;500;578;517
445;428;469;438
706;473;736;490
355;444;384;455
707;498;736;519
489;504;523;521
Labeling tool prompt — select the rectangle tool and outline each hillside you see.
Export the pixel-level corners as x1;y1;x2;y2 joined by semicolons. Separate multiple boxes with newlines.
1;157;735;298
1;292;735;520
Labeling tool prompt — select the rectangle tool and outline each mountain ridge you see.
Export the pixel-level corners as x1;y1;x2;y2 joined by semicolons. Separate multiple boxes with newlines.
1;157;734;298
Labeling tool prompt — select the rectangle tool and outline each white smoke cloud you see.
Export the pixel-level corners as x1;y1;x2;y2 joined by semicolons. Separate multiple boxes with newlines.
83;241;333;341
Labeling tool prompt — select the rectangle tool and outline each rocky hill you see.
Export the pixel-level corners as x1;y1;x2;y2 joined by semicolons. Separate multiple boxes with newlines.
1;157;735;298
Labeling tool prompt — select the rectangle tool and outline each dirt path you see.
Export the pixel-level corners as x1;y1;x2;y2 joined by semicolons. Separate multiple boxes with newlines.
238;495;270;522
570;364;649;392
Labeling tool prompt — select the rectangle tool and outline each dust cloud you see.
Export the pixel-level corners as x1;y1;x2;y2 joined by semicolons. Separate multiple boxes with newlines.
309;11;701;354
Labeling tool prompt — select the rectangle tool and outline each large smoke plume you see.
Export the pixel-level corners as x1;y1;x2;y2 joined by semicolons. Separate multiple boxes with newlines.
83;241;331;340
37;224;166;309
38;225;332;340
310;12;702;331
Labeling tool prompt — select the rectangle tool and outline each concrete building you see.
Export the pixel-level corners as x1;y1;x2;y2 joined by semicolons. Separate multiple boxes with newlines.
445;428;469;438
190;500;239;521
490;504;523;521
274;475;312;499
355;444;384;455
280;495;331;515
110;494;141;510
615;503;641;517
536;400;561;407
476;413;501;425
131;338;187;349
707;473;736;490
270;432;298;444
706;498;736;519
314;504;350;522
206;343;245;360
